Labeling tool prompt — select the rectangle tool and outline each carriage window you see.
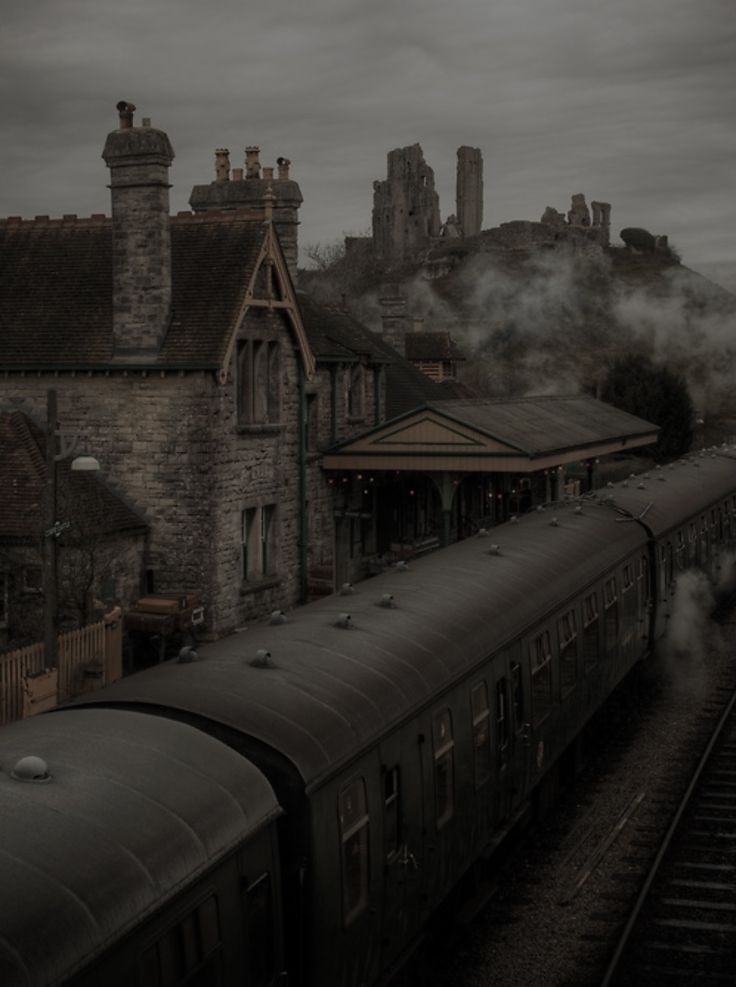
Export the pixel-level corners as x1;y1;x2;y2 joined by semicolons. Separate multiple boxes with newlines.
339;779;370;925
496;678;509;765
510;662;524;728
558;610;578;695
432;710;455;828
140;896;222;987
531;631;552;725
583;592;598;670
471;682;492;787
383;767;400;859
242;874;276;987
676;530;685;569
604;578;618;653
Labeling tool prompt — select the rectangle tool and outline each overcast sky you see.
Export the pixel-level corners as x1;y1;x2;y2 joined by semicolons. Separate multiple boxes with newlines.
2;0;734;274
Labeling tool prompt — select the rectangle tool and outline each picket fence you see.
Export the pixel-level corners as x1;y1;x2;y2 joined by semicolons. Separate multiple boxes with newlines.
0;608;123;726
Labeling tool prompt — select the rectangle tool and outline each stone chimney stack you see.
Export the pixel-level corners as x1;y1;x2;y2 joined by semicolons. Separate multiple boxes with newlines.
379;287;408;356
245;146;261;179
214;148;230;182
189;145;303;281
102;101;175;358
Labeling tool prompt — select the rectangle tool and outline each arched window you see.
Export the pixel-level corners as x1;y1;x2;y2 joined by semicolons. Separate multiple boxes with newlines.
238;339;280;424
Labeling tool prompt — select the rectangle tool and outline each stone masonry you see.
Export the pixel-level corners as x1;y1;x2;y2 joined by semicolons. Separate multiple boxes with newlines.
372;144;441;263
102;102;175;357
456;146;483;238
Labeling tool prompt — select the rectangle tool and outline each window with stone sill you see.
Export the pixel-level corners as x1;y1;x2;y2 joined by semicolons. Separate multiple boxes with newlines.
237;339;280;425
241;505;277;583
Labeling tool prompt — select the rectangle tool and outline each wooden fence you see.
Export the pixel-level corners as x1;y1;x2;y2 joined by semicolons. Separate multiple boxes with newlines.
0;608;123;727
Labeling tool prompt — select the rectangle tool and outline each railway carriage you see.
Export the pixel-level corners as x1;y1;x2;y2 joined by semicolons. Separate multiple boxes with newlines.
3;452;736;987
0;709;284;987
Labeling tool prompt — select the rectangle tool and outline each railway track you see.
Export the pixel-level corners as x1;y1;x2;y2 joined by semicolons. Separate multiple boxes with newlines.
600;674;736;984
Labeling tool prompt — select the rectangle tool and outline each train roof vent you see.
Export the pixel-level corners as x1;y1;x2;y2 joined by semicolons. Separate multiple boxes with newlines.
550;517;559;526
10;756;51;783
536;504;545;511
621;480;629;487
669;463;675;470
177;645;198;663
487;543;501;556
607;482;614;488
574;505;583;514
378;594;395;608
335;613;352;629
340;582;355;596
250;649;274;668
394;561;409;572
510;516;519;524
477;527;489;537
270;609;287;625
637;482;646;489
658;475;666;481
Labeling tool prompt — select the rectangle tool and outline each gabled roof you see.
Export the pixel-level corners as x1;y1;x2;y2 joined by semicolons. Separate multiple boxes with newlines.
322;394;659;473
0;212;283;370
296;293;469;414
0;412;147;542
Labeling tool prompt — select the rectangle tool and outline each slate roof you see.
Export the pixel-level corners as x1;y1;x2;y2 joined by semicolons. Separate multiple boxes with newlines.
0;412;147;542
427;394;658;455
0;212;268;369
404;331;466;362
296;293;469;417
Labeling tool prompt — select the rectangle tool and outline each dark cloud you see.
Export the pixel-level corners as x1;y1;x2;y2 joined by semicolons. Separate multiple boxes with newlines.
1;0;734;267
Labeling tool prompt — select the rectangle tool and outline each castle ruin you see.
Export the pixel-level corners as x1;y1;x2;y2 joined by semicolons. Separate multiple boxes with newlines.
370;144;483;264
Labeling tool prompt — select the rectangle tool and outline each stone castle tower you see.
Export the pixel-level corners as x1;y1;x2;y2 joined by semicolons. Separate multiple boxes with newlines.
372;144;442;263
456;146;483;238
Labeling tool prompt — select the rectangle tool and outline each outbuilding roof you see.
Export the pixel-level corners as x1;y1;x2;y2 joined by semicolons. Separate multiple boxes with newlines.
322;393;659;473
0;411;146;542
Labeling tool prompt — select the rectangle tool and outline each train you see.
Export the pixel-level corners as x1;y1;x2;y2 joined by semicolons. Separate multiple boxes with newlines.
2;450;736;987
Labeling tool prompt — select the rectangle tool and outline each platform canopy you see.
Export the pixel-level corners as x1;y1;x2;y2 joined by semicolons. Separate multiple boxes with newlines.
322;395;659;473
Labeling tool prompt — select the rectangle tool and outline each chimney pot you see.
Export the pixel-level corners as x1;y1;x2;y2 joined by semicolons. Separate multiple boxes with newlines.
276;156;290;180
262;166;274;180
116;101;136;129
231;167;243;181
142;117;151;128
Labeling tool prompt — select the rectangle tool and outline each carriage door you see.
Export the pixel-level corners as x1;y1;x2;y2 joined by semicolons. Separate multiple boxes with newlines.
378;723;425;970
494;645;530;821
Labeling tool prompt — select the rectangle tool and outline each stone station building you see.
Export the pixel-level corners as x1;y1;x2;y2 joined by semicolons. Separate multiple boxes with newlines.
0;103;659;646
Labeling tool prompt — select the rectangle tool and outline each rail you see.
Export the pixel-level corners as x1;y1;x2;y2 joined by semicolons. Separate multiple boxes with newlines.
600;682;736;985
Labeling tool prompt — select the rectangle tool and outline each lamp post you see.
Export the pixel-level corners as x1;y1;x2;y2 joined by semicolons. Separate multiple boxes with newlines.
43;390;99;667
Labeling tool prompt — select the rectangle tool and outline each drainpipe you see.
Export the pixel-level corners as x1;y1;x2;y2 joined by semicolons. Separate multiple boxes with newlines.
298;361;308;604
373;366;381;425
330;367;338;445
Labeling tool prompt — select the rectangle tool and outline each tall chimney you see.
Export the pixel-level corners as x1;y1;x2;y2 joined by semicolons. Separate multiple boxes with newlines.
214;148;230;182
379;287;408;356
245;146;261;179
102;101;175;357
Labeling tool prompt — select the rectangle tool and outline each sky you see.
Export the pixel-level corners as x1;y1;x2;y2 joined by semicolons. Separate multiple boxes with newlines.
1;0;735;279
